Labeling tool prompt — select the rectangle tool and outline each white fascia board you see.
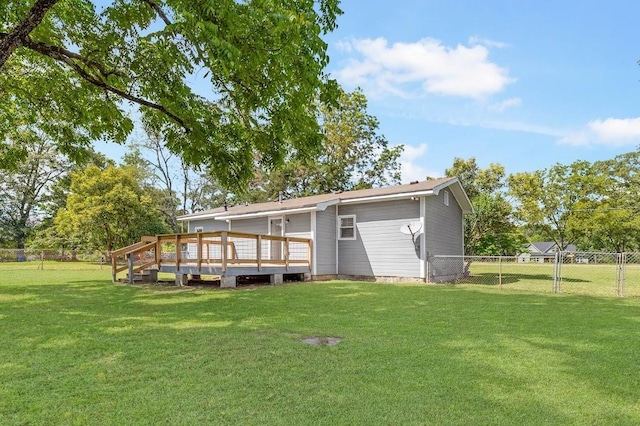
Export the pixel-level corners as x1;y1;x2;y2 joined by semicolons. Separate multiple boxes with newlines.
431;178;458;195
176;212;224;222
215;206;317;221
341;190;435;204
316;199;340;211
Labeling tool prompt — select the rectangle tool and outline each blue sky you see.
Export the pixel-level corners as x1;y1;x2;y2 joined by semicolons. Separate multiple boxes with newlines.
323;0;640;181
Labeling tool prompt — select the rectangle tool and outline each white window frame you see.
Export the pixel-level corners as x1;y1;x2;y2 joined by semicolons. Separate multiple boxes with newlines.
194;226;204;233
444;190;450;207
337;214;357;241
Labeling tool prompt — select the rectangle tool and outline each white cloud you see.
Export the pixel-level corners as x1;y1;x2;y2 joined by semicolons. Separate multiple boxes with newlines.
335;37;514;99
588;117;640;144
468;36;509;49
402;143;428;158
398;143;442;183
560;117;640;147
489;97;522;112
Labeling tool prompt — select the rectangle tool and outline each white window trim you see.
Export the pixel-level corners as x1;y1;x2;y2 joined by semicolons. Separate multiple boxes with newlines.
337;214;357;241
444;190;450;207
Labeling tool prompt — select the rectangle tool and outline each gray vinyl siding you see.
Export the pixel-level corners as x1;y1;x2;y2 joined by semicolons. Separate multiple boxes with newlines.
425;190;464;281
188;218;228;232
284;213;311;236
424;190;463;256
316;206;337;275
229;217;268;235
337;200;421;277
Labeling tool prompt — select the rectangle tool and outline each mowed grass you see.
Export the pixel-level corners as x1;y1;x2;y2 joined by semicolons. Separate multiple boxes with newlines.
2;263;640;424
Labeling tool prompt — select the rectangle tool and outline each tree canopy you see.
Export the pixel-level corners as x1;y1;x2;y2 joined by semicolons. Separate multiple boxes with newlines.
235;88;403;202
509;160;599;251
445;157;521;255
571;152;640;252
1;0;342;187
0;131;69;248
53;165;169;252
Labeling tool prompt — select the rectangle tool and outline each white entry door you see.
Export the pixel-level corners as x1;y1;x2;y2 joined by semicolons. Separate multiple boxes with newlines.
268;217;284;260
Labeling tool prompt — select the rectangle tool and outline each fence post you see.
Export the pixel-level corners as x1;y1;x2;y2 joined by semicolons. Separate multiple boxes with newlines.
617;253;625;297
552;252;559;293
499;256;502;290
425;252;430;283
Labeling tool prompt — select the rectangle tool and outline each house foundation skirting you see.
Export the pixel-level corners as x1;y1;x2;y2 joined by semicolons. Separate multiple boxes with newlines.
312;274;427;284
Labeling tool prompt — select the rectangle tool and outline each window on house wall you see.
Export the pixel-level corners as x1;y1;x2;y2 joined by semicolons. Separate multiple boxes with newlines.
444;190;449;207
194;226;204;233
338;215;356;240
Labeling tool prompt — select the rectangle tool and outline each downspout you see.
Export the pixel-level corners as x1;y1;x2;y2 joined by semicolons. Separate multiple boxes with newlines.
335;206;339;275
420;196;427;282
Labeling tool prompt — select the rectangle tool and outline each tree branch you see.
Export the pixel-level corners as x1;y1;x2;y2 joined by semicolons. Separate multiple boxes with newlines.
141;0;172;25
0;0;60;70
14;34;191;133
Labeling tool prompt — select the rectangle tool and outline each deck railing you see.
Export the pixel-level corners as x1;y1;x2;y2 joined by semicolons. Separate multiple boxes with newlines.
111;231;313;282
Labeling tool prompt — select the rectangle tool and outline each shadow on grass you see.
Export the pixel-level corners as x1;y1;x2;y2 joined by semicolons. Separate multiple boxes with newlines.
459;272;589;285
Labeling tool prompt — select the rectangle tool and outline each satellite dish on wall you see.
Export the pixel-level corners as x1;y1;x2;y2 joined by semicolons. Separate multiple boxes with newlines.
400;221;423;243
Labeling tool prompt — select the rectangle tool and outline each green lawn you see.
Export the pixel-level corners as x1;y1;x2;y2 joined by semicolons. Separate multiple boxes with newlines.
2;264;640;424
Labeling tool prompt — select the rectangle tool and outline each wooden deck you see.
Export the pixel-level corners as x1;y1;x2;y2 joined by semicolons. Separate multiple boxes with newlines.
111;231;312;284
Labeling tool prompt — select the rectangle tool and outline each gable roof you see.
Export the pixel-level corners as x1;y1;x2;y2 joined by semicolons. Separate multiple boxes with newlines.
178;177;473;222
527;241;578;254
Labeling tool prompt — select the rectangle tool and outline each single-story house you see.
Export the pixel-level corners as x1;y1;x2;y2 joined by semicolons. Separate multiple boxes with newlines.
517;241;578;263
177;177;473;283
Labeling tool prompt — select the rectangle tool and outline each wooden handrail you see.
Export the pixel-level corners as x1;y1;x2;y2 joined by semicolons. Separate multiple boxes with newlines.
111;237;156;257
112;231;313;281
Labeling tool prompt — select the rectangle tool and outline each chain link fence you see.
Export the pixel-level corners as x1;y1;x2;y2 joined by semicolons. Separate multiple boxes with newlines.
0;248;110;271
430;251;640;297
4;247;640;297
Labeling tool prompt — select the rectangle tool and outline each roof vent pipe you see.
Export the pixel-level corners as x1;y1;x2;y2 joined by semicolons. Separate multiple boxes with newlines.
410;180;419;185
223;200;228;211
278;191;283;203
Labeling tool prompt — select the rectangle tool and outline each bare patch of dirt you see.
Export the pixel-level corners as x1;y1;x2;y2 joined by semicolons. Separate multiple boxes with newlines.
301;337;342;346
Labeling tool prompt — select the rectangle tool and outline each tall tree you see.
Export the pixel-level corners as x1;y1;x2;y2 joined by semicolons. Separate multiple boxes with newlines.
445;158;519;255
0;132;69;249
239;88;403;202
1;0;342;188
572;151;640;252
508;160;593;250
53;165;169;253
123;132;228;231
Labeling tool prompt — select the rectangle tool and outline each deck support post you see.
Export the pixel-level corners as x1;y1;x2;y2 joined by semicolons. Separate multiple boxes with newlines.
111;252;117;282
270;273;283;285
257;235;262;271
127;253;134;284
220;275;236;288
176;273;188;287
221;232;228;273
